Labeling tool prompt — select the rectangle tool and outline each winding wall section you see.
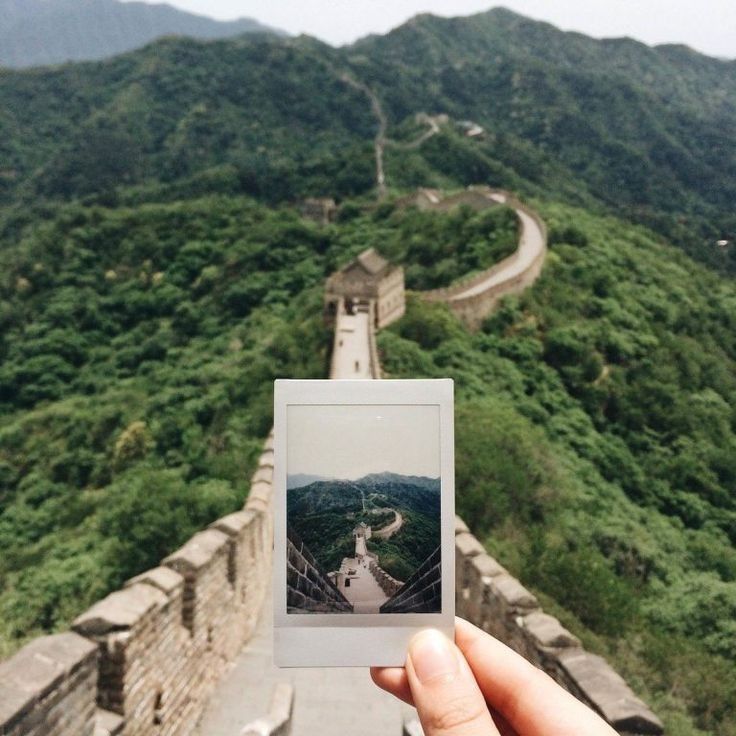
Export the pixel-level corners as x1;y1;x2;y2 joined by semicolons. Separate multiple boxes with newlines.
420;188;548;329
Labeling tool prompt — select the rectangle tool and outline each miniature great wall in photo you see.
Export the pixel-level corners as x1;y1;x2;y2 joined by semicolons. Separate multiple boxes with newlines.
0;185;664;736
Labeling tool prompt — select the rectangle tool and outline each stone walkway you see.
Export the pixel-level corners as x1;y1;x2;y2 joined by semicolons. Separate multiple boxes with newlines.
451;206;545;300
338;556;388;613
195;589;409;735
330;309;373;380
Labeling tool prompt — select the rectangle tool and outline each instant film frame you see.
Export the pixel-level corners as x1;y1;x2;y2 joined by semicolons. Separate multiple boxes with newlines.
273;379;455;667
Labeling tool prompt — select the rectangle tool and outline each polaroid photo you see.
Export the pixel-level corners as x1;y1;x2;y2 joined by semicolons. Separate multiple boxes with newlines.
273;379;455;667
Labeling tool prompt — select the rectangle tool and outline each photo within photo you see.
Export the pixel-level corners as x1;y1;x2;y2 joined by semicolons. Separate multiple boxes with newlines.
286;404;441;614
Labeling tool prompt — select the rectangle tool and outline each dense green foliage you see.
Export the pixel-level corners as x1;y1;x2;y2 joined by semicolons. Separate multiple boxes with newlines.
288;474;440;580
1;8;734;270
0;196;337;656
378;201;736;735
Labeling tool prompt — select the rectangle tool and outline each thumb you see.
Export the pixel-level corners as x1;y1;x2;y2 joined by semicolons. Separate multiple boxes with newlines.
406;630;500;736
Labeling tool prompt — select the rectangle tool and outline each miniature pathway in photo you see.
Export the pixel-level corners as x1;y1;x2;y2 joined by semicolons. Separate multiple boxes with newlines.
338;555;388;614
372;508;403;539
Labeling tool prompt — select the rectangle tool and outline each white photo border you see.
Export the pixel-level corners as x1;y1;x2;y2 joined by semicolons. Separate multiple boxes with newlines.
273;379;455;667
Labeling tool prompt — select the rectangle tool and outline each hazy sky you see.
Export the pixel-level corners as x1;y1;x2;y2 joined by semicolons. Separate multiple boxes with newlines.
287;404;440;480
131;1;736;58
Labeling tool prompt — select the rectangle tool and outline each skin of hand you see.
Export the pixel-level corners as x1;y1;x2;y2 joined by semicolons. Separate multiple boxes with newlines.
371;618;618;736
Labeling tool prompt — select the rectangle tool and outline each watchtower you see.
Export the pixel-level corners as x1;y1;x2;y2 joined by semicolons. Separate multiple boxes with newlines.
324;247;405;328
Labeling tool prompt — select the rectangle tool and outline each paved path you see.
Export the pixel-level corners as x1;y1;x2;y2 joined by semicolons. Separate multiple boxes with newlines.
372;509;403;539
450;206;545;301
331;309;373;380
338;556;389;614
196;589;408;735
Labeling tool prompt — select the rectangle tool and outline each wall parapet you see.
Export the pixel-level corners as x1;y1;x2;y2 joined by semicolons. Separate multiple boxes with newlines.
0;437;275;736
286;526;353;613
418;188;548;330
380;546;441;614
454;516;664;735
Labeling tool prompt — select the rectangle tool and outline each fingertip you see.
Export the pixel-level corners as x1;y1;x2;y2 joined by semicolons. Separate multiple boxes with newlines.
370;666;414;706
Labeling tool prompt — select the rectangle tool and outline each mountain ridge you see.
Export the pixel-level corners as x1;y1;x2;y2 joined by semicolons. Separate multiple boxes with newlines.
0;0;285;69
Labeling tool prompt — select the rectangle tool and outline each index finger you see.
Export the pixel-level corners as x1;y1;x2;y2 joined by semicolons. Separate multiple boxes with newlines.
455;619;616;736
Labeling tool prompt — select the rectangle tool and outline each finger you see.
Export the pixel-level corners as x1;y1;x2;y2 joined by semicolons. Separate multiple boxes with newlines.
406;629;501;736
455;618;617;736
370;666;414;706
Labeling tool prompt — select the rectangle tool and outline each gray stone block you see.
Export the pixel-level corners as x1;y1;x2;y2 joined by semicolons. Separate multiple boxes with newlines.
455;532;485;558
522;611;580;649
557;650;663;734
454;516;469;535
73;584;167;636
211;509;258;537
125;566;183;595
163;528;230;572
0;632;97;728
252;466;273;485
258;449;275;468
95;707;125;736
492;574;538;610
470;553;506;579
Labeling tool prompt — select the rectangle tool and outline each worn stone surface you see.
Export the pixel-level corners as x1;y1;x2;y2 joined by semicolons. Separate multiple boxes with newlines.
455;532;485;558
163;528;230;572
95;708;125;736
470;553;506;579
491;573;538;610
454;516;469;535
454;514;662;735
523;611;580;649
211;509;258;537
125;566;183;595
0;633;97;734
72;584;166;636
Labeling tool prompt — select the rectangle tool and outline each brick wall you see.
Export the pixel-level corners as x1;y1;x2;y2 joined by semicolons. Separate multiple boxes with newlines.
420;189;548;331
0;435;275;736
454;516;664;735
380;546;441;614
368;560;403;597
286;526;353;613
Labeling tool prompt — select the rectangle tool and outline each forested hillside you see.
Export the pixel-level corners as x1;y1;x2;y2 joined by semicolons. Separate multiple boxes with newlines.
1;8;735;736
0;8;734;271
0;0;282;68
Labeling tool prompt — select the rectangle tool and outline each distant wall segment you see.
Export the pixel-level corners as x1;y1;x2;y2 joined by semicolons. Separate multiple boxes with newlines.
419;188;548;330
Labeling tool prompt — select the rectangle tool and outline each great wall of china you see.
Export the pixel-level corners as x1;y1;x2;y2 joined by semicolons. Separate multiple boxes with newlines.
0;190;663;736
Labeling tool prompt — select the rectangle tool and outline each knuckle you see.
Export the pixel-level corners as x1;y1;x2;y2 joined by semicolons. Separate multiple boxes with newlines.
424;693;488;734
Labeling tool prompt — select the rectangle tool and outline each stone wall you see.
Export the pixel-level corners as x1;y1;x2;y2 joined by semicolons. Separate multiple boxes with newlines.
380;546;441;614
0;435;275;736
368;560;403;597
420;189;548;331
286;526;353;613
454;516;664;735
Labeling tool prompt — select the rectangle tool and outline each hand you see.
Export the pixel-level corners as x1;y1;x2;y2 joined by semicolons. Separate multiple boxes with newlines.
371;618;617;736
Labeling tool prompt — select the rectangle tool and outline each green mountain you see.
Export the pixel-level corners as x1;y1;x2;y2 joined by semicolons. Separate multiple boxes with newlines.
0;8;734;270
287;473;441;578
1;8;736;735
0;0;283;69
